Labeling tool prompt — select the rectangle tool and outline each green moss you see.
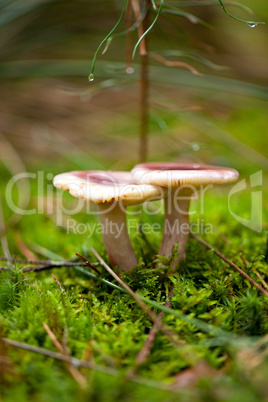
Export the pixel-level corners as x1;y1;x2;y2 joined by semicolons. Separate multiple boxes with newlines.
1;78;268;402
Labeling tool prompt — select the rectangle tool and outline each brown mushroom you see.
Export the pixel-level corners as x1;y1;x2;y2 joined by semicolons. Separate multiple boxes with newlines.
53;170;165;274
131;163;239;270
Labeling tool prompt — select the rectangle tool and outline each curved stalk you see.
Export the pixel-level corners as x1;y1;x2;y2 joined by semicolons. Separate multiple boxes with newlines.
99;203;137;274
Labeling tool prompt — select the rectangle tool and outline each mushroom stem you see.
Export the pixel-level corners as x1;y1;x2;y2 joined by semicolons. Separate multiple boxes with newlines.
159;189;192;270
99;203;138;274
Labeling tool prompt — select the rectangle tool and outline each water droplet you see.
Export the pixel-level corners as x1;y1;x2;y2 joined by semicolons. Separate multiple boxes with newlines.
247;23;257;28
89;73;94;82
126;67;134;74
192;143;200;151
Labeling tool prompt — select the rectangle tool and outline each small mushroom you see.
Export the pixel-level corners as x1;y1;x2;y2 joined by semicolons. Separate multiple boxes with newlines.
53;170;165;274
131;162;239;270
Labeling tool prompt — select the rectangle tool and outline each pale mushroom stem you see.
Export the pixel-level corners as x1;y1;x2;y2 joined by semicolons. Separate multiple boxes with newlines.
160;189;192;271
99;203;138;274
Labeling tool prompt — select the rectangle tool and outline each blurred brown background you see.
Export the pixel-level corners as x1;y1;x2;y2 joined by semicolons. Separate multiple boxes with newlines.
0;0;267;172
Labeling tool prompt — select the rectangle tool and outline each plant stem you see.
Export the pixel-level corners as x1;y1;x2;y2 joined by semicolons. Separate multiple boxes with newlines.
125;0;133;72
127;286;174;378
0;257;95;272
2;338;195;395
139;0;150;162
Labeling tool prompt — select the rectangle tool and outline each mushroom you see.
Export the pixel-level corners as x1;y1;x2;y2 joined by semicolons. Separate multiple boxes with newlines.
53;170;165;274
131;163;239;270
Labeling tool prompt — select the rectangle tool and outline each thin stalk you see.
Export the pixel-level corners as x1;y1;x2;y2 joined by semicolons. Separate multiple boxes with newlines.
2;338;196;395
132;0;164;59
132;0;146;55
139;0;150;162
125;0;133;72
43;322;86;387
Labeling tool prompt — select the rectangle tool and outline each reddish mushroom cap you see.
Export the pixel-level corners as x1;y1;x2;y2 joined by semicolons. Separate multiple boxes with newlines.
131;163;239;188
53;170;165;205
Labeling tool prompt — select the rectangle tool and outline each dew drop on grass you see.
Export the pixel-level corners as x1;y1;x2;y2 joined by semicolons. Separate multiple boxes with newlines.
192;143;200;151
247;23;257;28
89;73;94;82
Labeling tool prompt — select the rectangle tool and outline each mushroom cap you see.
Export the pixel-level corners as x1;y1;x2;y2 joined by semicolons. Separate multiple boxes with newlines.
53;170;165;205
131;162;239;188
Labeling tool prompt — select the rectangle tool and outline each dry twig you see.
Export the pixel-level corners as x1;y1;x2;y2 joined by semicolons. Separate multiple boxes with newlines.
2;338;189;394
127;320;159;380
217;229;268;290
240;253;267;290
190;232;268;298
128;285;174;378
150;52;202;76
43;322;87;387
52;273;67;296
75;253;101;275
2;337;116;374
87;248;197;363
0;256;97;272
14;232;39;260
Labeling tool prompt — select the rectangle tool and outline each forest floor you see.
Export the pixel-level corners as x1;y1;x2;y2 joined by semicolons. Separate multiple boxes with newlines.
0;75;268;401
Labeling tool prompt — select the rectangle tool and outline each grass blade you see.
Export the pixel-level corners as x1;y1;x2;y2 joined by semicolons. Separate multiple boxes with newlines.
217;0;264;26
132;0;164;59
88;0;129;81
